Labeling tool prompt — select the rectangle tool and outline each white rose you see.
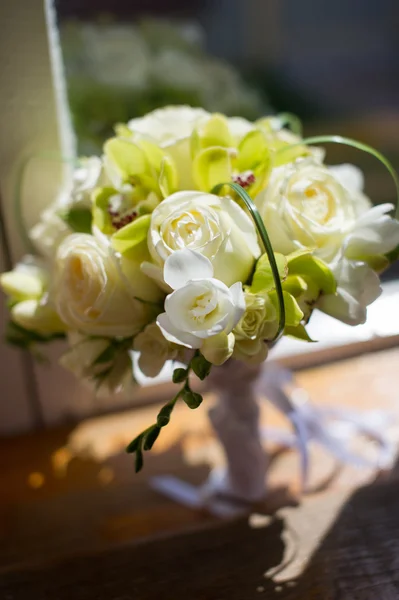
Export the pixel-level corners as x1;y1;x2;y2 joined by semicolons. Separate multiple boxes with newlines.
146;191;260;287
128;105;209;146
55;234;153;337
133;322;181;377
128;106;210;188
233;292;277;364
256;161;367;262
30;207;71;260
61;157;104;209
157;249;245;365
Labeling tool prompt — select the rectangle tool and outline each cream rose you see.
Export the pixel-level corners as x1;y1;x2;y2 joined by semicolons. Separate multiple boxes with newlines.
256;160;368;263
146;191;260;287
55;234;153;337
30;207;71;260
233;292;277;364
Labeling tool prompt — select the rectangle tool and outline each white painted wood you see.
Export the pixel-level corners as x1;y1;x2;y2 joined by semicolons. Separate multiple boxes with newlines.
0;0;78;432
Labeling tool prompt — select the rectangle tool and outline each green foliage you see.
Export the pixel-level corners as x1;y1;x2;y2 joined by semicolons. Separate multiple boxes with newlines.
60;207;92;233
126;352;210;472
285;324;316;342
5;321;65;352
172;368;188;384
287;251;336;295
251;253;288;294
269;290;303;327
190;354;212;380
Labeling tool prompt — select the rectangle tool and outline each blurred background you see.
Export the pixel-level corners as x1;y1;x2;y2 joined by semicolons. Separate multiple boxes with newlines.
57;0;399;208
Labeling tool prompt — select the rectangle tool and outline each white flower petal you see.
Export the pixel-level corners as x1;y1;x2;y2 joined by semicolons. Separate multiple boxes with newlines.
318;260;381;325
345;204;399;257
164;249;213;290
157;313;201;349
328;164;364;194
140;261;172;293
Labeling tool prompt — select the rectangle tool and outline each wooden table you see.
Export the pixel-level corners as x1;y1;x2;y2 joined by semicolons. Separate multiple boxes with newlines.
1;348;399;599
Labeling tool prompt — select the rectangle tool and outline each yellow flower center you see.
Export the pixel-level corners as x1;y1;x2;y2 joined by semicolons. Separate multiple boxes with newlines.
189;291;217;324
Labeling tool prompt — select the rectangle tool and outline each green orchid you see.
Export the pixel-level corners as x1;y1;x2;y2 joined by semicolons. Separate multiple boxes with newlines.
191;113;272;197
249;249;337;342
91;136;178;237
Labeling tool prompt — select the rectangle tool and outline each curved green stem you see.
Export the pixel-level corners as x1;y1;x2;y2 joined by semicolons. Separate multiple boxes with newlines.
276;135;399;219
277;112;303;136
212;182;285;342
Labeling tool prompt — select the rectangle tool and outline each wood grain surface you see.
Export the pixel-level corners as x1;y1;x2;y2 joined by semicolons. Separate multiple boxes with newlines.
1;348;399;598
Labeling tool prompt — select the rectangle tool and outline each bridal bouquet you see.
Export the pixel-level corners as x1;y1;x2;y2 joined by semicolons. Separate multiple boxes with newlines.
2;106;399;470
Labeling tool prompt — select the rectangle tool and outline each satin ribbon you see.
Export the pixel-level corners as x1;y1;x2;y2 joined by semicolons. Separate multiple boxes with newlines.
257;363;395;491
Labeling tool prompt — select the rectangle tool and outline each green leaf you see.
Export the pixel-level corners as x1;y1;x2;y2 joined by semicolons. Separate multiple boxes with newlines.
159;156;178;198
172;368;188;384
182;386;203;409
104;138;148;181
60;207;92;234
193;147;232;192
285;324;316;342
143;426;161;451
282;275;307;297
156;401;176;428
270;290;303;327
135;448;144;473
92;344;115;366
5;320;65;350
126;435;142;454
251;253;288;294
111;214;151;255
191;354;212;381
288;254;336;295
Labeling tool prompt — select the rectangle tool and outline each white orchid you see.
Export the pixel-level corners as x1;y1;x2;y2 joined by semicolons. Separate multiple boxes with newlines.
156;248;245;365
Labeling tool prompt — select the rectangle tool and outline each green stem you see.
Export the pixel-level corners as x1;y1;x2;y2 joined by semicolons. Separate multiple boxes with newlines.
277;112;303;136
212;182;285;342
